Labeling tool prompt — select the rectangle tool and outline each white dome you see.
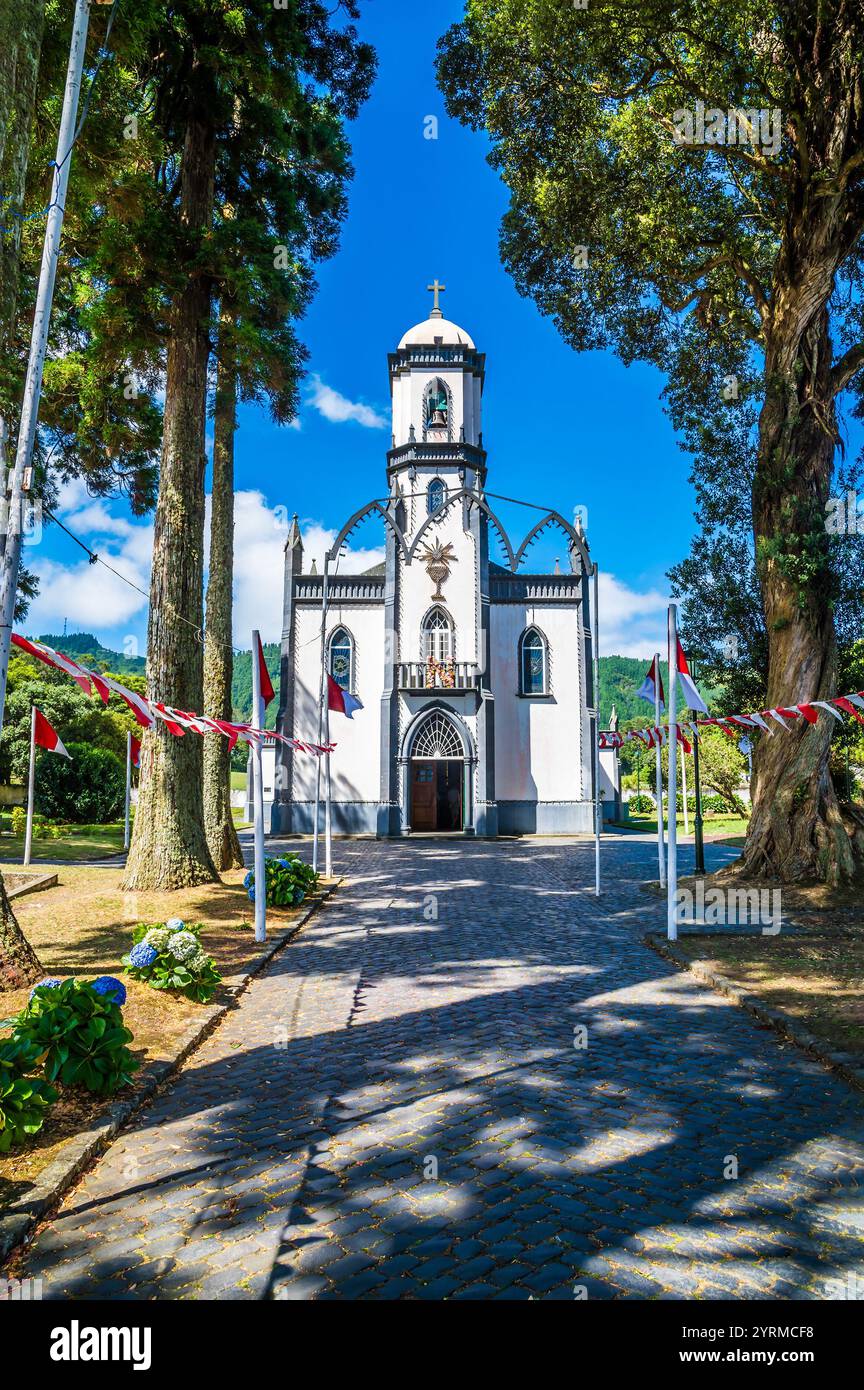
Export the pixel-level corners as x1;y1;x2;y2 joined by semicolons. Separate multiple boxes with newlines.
398;315;475;349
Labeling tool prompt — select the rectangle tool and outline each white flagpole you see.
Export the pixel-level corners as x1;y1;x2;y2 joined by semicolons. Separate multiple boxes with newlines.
312;552;329;872
324;677;333;879
0;0;95;744
654;651;665;887
666;605;678;940
592;562;601;895
23;705;36;867
251;629;267;943
124;729;132;850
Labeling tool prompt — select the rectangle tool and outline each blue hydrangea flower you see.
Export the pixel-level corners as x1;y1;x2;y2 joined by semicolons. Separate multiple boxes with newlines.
247;885;256;903
129;941;158;970
90;976;126;1007
243;871;253;889
29;977;62;1001
165;917;185;933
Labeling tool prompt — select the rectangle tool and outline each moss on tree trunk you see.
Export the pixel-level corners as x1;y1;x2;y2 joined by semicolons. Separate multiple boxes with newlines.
741;307;859;886
123;106;218;892
0;874;42;991
203;310;243;871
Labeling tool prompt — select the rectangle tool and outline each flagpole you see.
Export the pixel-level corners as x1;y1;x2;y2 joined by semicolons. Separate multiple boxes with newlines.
312;551;329;873
654;651;665;887
0;0;95;749
124;729;132;851
251;628;267;943
681;736;690;835
667;605;678;940
23;705;36;867
592;562;601;895
324;682;333;879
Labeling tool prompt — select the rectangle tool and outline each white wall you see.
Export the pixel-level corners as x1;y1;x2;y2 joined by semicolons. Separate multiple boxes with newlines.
399;478;479;666
291;603;384;806
392;365;481;447
490;603;586;804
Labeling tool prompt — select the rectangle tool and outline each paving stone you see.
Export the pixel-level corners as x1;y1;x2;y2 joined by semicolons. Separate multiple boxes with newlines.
4;836;863;1302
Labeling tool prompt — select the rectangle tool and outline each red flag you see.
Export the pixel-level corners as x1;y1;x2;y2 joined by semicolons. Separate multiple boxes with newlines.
33;709;71;759
256;633;275;708
130;736;141;768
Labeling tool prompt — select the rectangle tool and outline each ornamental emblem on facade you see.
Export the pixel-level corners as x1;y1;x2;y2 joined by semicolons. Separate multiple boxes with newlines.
419;538;457;601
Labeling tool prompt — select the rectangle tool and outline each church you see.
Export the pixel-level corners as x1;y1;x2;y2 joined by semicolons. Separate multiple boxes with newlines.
271;287;599;837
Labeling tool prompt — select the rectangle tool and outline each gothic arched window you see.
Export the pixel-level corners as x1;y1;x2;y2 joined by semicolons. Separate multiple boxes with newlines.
328;626;354;691
422;606;453;662
519;627;548;696
427;478;445;515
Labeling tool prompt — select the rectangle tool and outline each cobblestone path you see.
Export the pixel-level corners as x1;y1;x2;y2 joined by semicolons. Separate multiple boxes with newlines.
7;837;863;1300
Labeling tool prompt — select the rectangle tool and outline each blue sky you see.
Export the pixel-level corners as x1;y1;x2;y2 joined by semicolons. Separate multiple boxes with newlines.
28;0;712;662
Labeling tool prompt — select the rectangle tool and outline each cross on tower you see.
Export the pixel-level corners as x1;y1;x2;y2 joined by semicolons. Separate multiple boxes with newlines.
426;278;446;316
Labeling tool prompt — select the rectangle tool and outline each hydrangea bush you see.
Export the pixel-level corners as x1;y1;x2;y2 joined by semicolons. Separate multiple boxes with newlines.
14;979;137;1096
123;920;221;1004
244;855;319;909
0;1034;57;1152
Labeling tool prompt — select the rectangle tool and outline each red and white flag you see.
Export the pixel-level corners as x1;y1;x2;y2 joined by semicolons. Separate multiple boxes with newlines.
255;632;275;708
130;735;141;768
637;656;665;712
675;639;708;713
34;709;71;759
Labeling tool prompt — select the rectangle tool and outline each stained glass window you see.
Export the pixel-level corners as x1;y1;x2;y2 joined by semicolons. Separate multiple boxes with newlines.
520;628;548;695
329;627;353;690
427;478;445;515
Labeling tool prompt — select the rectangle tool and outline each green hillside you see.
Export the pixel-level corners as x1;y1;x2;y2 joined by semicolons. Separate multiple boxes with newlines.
598;655;651;727
231;643;280;729
38;632;146;676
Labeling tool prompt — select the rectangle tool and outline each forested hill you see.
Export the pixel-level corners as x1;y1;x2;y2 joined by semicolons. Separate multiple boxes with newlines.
38;633;146;676
231;643;281;730
34;633;639;731
597;655;651;727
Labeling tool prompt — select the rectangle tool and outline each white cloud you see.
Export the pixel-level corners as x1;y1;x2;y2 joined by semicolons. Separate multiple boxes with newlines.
598;572;671;661
209;494;386;645
306;373;387;429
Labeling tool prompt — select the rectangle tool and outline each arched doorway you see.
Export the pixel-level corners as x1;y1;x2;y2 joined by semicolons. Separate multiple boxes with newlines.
407;709;469;832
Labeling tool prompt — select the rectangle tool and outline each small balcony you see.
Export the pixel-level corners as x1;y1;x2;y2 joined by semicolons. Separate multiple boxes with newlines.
398;661;479;691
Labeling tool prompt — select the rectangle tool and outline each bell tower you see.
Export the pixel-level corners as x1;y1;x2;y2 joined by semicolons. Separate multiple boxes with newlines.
387;283;486;476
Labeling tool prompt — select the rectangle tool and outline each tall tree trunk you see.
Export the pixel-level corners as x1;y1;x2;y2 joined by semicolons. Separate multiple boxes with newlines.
203;307;243;870
0;0;46;987
740;302;857;886
0;875;42;991
0;0;45;347
122;105;218;891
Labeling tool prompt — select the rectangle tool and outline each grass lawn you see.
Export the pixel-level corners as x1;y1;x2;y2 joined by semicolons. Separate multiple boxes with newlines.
675;932;864;1059
0;823;127;864
230;770;246;790
0;862;331;1206
667;873;864;1063
619;812;749;844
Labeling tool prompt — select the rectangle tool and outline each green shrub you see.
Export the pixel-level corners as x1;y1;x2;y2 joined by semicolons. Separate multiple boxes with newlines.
34;744;125;824
244;855;319;908
15;979;137;1095
124;919;222;1004
0;1034;56;1152
627;795;655;815
11;805;26;837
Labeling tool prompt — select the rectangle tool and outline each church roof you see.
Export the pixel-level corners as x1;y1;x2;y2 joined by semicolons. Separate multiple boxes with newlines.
360;561;386;576
398;316;475;350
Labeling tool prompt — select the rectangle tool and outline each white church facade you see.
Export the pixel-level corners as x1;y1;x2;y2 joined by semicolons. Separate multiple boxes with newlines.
272;290;599;837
